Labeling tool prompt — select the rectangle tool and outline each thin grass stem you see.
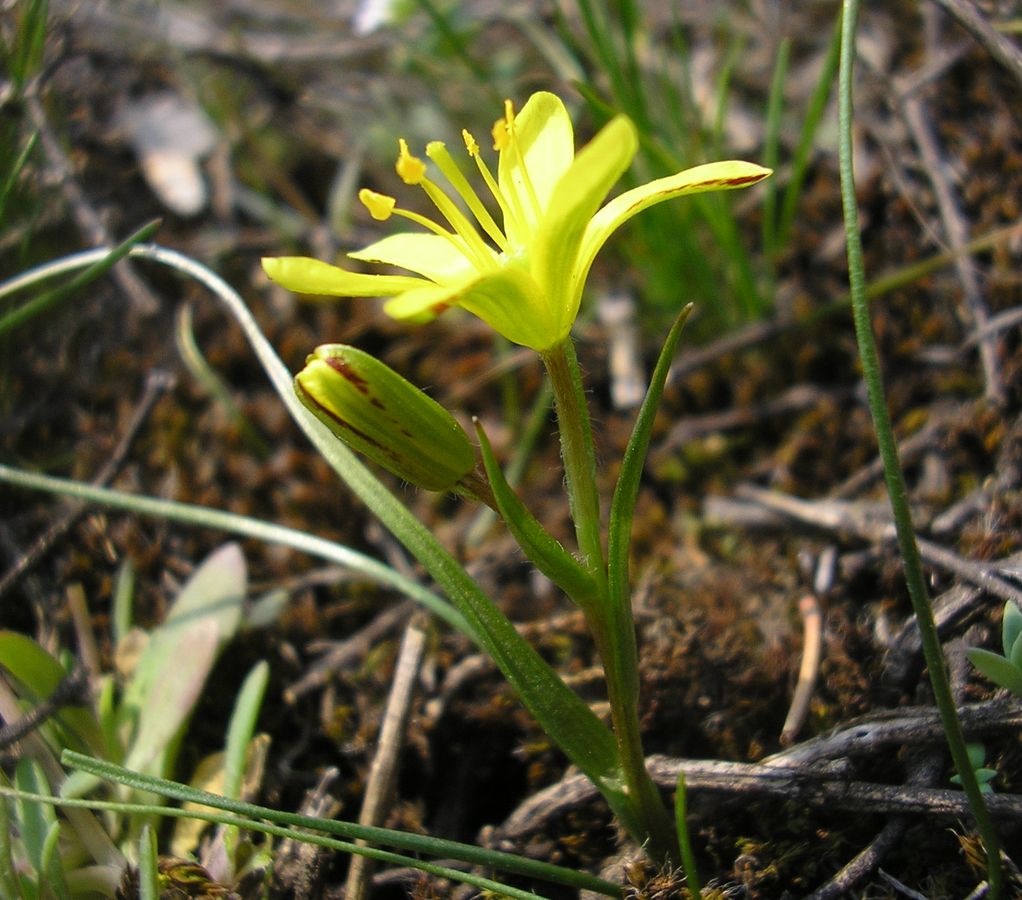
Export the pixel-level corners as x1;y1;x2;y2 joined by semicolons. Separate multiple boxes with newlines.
838;2;1002;895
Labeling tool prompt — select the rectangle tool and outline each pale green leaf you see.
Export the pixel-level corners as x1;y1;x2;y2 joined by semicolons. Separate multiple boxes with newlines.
966;647;1022;698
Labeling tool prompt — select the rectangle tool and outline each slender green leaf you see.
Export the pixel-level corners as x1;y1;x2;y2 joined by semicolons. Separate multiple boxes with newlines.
1002;601;1022;660
111;559;135;647
39;820;68;900
474;420;599;604
0;779;23;900
176;304;271;459
7;0;48;87
762;37;791;262
138;826;159;900
223;661;268;802
839;1;1002;889
0;463;475;640
608;306;693;612
0;132;37;226
674;771;701;899
14;760;52;882
56;756;624;898
778;16;842;249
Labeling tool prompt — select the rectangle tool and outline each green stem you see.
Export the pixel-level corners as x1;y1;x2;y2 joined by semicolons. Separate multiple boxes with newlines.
542;339;675;863
838;2;1002;896
597;623;676;864
541;340;607;579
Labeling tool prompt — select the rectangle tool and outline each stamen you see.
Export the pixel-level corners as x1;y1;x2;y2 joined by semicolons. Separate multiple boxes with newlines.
396;139;427;185
491;114;509;152
416;177;498;271
466;127;527;246
426;141;507;252
359;189;396;221
391;140;497;272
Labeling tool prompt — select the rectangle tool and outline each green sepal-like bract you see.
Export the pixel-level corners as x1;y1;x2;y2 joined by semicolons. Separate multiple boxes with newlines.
295;345;474;493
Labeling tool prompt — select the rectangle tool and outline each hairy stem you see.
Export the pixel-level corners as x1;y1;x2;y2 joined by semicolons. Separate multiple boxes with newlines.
542;339;675;863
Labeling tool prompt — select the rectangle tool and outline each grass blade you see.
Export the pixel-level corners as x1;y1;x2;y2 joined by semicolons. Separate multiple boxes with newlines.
56;755;624;897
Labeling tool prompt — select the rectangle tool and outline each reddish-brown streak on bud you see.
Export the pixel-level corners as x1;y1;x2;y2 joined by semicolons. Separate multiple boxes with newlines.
324;356;370;394
304;392;384;449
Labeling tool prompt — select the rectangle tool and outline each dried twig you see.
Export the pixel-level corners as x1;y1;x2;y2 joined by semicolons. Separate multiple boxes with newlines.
0;666;90;753
899;20;1003;403
345;618;427;900
489;700;1022;848
807;753;944;899
780;593;823;746
928;0;1022;89
730;484;1022;609
285;599;416;703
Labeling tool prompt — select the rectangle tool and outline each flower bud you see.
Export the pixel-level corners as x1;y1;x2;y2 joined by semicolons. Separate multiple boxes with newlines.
295;344;474;492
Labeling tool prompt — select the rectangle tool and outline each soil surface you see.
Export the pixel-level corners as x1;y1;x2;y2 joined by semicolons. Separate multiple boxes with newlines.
2;2;1022;898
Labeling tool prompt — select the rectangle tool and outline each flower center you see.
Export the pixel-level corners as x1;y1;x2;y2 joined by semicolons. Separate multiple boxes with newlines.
357;99;546;275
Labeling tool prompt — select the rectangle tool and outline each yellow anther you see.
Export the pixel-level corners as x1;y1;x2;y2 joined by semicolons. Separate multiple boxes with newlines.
396;139;427;185
491;118;509;152
462;130;480;157
359;189;396;221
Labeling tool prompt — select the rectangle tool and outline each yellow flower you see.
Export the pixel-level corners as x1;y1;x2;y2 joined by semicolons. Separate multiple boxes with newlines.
262;92;770;352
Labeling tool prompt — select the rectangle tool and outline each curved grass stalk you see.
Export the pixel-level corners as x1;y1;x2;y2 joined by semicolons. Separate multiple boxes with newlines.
838;2;1002;894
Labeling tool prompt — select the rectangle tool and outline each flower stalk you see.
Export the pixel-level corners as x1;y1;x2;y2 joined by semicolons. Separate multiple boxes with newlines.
544;337;675;862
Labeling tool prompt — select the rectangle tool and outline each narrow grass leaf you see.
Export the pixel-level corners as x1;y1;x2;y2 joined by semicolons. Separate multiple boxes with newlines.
761;37;791;263
7;0;48;87
39;821;68;900
778;17;842;249
223;661;268;802
13;760;52;883
176;304;271;459
138;825;160;900
839;1;1002;891
674;771;701;898
0;132;37;226
56;756;625;897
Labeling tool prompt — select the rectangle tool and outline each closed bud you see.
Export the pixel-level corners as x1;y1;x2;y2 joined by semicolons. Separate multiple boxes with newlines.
295;344;474;492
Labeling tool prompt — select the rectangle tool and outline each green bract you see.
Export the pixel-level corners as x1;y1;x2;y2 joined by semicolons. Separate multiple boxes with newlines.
262;92;771;352
295;344;474;492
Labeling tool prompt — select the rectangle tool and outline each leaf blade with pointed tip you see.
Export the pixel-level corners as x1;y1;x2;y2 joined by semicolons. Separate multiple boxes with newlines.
475;421;599;605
